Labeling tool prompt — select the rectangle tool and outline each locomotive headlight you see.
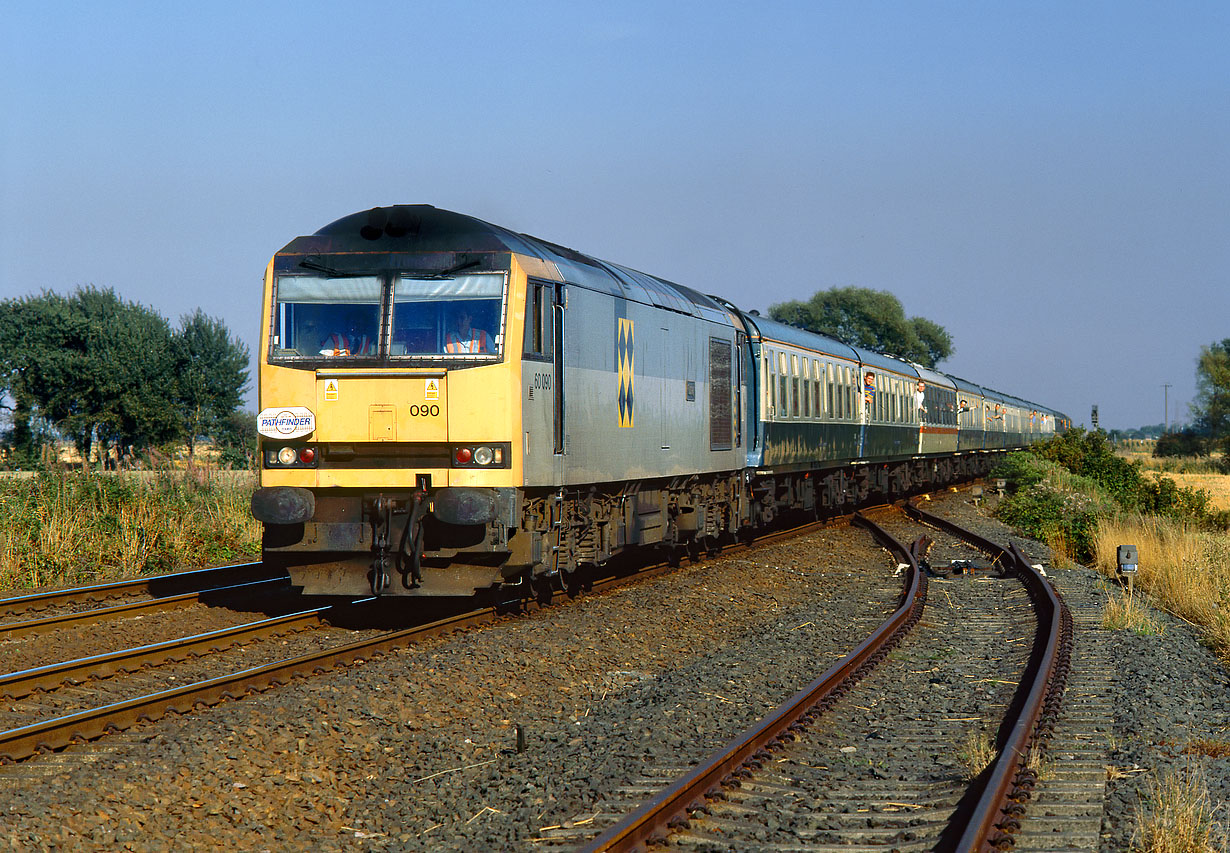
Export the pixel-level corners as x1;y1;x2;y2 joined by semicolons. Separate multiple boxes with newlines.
473;446;494;466
277;447;297;465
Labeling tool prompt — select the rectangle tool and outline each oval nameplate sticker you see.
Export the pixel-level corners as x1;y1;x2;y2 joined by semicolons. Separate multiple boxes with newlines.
257;407;316;439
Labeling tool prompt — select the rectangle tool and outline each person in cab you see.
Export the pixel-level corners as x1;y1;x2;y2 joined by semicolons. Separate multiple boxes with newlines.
444;305;491;354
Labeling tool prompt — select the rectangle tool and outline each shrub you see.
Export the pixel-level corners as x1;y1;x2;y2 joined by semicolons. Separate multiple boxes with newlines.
989;452;1048;494
1003;430;1225;529
994;482;1105;563
1155;430;1208;458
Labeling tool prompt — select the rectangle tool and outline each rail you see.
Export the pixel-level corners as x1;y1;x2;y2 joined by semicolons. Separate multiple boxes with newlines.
905;501;1073;852
0;562;279;618
580;512;927;852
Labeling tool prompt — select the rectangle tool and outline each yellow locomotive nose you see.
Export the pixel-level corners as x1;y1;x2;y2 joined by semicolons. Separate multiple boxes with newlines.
311;372;447;443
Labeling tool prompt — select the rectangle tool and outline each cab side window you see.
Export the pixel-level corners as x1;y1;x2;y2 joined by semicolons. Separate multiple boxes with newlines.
523;279;553;359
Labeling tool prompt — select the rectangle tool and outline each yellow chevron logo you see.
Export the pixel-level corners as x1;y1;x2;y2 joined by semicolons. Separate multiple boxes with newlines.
617;318;634;428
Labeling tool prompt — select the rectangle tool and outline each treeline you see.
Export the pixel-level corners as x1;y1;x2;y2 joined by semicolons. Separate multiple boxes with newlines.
0;286;251;468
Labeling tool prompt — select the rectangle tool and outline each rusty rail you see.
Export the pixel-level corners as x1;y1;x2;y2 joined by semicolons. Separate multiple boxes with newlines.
580;512;928;853
0;600;503;763
0;578;286;640
0;602;344;700
0;511;910;767
905;501;1073;852
0;562;277;618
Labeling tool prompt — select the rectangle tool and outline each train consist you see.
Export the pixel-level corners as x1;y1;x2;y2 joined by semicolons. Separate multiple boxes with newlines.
251;205;1069;598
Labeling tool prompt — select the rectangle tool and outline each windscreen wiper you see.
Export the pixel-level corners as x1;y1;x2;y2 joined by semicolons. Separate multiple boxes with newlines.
401;258;482;280
298;256;346;276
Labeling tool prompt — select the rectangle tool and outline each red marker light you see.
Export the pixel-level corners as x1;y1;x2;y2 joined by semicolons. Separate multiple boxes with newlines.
298;447;316;464
454;447;472;465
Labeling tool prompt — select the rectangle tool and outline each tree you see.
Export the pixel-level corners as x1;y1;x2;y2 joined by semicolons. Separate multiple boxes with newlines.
173;310;250;457
1154;430;1207;457
768;286;954;367
1192;338;1230;454
0;287;180;466
215;409;258;469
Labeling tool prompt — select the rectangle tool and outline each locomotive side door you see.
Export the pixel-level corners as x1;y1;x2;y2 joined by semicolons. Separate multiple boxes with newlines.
520;278;560;487
553;281;565;484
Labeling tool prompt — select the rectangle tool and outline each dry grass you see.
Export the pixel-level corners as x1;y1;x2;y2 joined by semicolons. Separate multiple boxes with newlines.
959;729;997;780
1183;740;1230;759
1133;767;1226;852
1115;448;1230;509
0;468;260;590
1161;473;1230;512
1093;515;1230;637
1103;589;1165;636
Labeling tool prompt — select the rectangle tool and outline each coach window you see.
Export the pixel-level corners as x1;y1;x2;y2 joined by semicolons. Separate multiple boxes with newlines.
791;354;800;417
813;360;821;418
804;360;812;418
799;358;808;418
766;352;776;416
810;363;816;416
779;352;789;418
824;364;833;419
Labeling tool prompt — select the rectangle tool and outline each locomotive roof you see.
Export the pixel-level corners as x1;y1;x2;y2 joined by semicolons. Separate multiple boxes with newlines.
283;205;734;326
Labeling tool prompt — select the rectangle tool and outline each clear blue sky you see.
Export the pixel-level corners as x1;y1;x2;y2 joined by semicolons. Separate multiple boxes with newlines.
2;1;1226;429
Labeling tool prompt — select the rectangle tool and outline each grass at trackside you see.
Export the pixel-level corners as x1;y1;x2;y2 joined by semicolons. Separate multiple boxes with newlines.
996;434;1230;851
992;430;1230;661
0;467;260;591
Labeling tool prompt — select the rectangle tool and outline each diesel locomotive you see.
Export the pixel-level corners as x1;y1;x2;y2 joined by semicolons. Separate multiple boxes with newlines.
251;205;1069;598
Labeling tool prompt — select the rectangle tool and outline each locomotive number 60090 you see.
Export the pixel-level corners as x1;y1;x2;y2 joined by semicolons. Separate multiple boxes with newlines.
409;404;440;417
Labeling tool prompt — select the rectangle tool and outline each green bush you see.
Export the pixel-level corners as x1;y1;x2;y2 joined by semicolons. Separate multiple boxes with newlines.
1155;430;1208;458
989;452;1048;494
993;482;1105;563
990;431;1227;556
1031;429;1142;508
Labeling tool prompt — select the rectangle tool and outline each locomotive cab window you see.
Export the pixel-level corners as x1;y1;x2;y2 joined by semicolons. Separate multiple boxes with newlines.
269;271;507;363
392;274;504;357
272;276;382;359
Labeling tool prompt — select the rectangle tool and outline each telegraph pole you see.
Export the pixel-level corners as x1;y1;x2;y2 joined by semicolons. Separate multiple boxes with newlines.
1162;384;1171;432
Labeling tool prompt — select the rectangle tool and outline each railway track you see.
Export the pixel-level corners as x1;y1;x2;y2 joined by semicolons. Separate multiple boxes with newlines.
0;577;289;641
570;502;1074;852
0;561;281;619
0;513;857;766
